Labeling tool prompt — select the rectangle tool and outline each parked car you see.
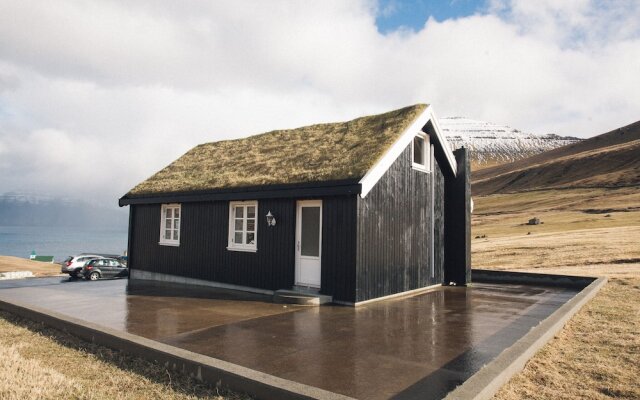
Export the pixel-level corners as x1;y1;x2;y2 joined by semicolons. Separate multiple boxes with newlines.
61;255;104;278
82;258;129;281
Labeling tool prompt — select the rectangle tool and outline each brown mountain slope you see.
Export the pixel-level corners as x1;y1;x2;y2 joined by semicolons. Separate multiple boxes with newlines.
472;120;640;195
473;120;640;181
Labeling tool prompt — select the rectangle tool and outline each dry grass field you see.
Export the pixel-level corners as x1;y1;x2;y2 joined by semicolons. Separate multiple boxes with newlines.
0;310;249;400
473;188;640;400
473;187;640;238
0;255;62;277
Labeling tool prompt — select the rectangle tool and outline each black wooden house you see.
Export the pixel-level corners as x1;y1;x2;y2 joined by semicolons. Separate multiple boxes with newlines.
119;104;471;305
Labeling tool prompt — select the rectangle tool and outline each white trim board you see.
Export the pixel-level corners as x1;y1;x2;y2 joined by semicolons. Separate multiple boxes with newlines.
358;105;458;198
428;107;458;176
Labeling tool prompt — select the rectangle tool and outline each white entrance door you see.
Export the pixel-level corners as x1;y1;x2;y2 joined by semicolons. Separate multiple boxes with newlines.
295;200;322;288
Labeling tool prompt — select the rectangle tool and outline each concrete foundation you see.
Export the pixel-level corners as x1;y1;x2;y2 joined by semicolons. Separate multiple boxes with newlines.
0;271;605;400
130;269;275;296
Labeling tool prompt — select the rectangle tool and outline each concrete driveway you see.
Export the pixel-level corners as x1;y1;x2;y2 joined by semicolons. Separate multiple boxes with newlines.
0;277;578;399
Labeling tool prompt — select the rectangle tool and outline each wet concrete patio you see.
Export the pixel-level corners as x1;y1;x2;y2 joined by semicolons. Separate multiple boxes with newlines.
0;277;579;399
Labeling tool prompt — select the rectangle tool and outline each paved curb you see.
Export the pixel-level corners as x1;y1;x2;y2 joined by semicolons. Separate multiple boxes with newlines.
0;298;354;400
471;269;596;288
444;272;607;400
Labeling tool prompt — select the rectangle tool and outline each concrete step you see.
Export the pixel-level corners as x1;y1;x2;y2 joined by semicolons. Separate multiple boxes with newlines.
273;290;333;306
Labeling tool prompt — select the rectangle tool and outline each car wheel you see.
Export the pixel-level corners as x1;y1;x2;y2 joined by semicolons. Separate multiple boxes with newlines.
89;272;100;281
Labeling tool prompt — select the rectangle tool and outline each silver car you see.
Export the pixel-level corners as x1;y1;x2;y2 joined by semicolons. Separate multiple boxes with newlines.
61;254;104;278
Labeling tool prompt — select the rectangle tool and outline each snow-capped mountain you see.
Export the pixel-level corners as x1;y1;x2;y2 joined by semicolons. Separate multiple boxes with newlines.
439;117;582;169
0;192;67;205
0;192;127;228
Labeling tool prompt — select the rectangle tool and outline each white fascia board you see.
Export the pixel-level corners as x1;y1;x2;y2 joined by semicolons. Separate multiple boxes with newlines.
428;107;458;177
359;105;458;198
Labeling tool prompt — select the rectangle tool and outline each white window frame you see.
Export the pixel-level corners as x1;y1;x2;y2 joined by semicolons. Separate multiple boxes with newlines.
227;200;258;252
159;203;181;246
412;132;431;173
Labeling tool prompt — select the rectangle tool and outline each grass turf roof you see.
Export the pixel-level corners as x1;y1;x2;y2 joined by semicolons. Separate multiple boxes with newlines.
127;104;428;196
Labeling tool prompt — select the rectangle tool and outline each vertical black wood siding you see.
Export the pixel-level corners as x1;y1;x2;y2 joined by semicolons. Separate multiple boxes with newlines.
433;155;446;283
444;147;472;285
321;196;357;303
355;143;446;302
129;195;357;302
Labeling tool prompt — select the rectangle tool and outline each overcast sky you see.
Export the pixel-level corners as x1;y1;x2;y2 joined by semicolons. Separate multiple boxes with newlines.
0;0;639;207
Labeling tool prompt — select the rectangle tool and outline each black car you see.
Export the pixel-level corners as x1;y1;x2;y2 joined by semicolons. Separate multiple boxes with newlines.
82;258;129;281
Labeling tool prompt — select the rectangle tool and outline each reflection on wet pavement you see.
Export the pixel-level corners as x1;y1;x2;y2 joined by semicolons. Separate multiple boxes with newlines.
0;277;579;400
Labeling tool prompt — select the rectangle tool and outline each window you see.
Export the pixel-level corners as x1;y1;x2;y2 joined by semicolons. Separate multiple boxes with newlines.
228;201;258;252
159;204;181;246
412;133;430;172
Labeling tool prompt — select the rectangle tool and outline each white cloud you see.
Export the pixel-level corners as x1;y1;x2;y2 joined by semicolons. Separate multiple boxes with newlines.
0;0;638;206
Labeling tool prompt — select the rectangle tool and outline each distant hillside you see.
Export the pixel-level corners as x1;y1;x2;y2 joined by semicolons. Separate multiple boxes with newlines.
472;120;640;195
0;193;128;228
440;117;581;170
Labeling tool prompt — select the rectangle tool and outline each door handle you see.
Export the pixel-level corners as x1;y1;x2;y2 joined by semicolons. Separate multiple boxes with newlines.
297;241;300;251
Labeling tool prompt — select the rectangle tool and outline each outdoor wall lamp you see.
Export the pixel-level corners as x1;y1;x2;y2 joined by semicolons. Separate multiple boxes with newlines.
266;211;276;227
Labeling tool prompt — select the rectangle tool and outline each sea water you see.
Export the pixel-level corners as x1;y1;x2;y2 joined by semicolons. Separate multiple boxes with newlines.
0;225;128;262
